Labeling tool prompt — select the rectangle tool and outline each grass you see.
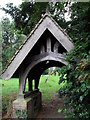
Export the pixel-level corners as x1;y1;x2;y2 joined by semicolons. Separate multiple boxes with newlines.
1;74;66;100
0;74;66;116
39;75;60;101
1;78;19;96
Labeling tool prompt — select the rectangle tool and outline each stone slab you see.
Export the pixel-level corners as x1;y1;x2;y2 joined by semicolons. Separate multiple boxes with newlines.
12;91;42;118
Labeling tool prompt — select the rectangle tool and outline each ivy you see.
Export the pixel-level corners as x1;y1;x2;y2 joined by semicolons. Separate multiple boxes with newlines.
58;2;90;118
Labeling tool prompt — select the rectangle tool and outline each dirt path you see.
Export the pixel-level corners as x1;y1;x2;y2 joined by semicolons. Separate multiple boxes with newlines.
2;94;65;119
37;97;65;119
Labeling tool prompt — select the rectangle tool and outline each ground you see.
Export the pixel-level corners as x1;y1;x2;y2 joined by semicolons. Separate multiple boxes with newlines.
37;97;65;119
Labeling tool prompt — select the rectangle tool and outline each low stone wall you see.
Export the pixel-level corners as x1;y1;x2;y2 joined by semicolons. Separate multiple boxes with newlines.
12;91;42;118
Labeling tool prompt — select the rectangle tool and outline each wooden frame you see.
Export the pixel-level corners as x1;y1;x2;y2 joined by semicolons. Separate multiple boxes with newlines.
1;13;74;80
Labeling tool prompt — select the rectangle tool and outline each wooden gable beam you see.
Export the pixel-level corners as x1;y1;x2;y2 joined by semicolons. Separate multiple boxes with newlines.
45;16;74;51
1;14;74;80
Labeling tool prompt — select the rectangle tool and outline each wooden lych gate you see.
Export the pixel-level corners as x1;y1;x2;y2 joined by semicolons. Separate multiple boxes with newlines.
1;13;74;118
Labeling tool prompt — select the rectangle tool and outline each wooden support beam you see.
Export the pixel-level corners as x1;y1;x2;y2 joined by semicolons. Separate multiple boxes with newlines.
46;37;51;53
54;41;59;53
19;72;25;96
40;44;45;54
35;77;40;90
19;78;23;95
23;79;27;92
28;78;33;92
17;52;68;97
18;68;27;97
29;52;67;65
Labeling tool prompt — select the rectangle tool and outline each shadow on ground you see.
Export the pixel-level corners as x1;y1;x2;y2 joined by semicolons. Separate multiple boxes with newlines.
37;97;65;119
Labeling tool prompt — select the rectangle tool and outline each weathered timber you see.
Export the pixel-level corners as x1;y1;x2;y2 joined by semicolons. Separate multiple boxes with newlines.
47;37;51;52
35;77;40;90
40;44;45;53
28;79;33;91
54;41;59;53
17;52;68;92
1;14;74;80
46;16;74;51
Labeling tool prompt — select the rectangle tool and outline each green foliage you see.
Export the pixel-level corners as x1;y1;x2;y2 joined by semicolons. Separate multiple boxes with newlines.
50;2;67;29
16;109;27;119
58;108;62;113
2;2;48;35
1;17;27;70
58;2;90;119
59;57;90;119
1;18;15;70
2;2;65;36
39;75;62;101
0;22;2;74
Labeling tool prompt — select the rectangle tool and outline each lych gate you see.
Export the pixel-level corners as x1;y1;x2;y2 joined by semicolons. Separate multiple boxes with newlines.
2;13;74;118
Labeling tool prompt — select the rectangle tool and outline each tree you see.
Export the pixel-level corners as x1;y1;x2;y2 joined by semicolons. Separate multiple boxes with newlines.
0;22;2;74
1;17;27;70
2;2;48;35
58;2;90;119
2;2;66;36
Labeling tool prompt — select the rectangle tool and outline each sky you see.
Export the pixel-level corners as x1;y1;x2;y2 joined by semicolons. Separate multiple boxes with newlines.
0;0;22;21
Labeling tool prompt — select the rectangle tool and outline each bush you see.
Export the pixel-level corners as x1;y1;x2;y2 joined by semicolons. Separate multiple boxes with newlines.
58;54;90;119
